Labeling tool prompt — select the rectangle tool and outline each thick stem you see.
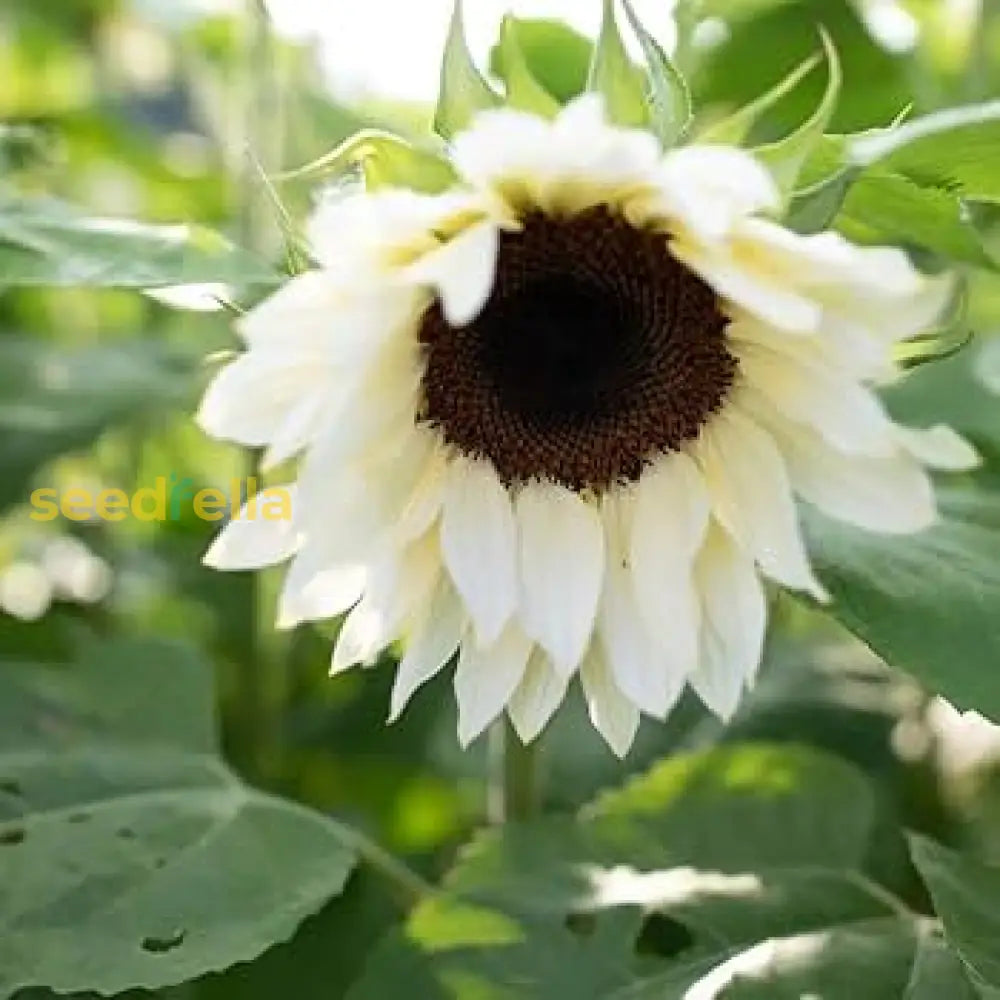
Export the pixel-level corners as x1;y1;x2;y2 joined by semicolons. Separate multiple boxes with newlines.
489;720;540;824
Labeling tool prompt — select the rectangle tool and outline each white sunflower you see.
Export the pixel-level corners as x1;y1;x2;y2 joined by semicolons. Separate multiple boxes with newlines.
198;95;977;757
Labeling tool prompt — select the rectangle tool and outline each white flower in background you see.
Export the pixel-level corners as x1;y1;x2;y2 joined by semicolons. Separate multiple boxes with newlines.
198;96;977;756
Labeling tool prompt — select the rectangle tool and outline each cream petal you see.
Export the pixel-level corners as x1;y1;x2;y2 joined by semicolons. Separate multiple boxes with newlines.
516;481;604;675
405;220;499;327
674;242;822;333
697;408;827;600
235;271;342;349
630;453;708;684
197;352;329;447
277;550;366;629
454;621;532;747
657;145;779;241
451;108;555;194
330;535;441;675
580;645;641;758
770;418;937;535
733;336;897;457
203;486;300;570
441;457;519;645
598;494;684;719
389;576;465;722
895;424;980;472
261;393;329;470
690;524;766;720
506;648;569;745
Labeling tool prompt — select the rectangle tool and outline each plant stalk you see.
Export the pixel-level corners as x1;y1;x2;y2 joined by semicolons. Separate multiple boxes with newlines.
489;719;540;824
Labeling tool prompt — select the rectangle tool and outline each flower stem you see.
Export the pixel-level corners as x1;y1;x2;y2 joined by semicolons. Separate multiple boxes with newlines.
489;720;540;823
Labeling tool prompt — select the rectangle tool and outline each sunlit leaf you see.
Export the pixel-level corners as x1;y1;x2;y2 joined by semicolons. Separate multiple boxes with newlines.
278;130;458;194
621;0;691;146
698;50;821;146
488;18;593;104
849;100;1000;204
494;17;562;118
588;0;649;130
755;30;842;203
433;0;502;139
0;195;280;288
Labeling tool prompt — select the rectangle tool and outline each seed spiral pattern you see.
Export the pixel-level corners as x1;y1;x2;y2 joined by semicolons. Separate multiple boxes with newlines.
418;207;736;491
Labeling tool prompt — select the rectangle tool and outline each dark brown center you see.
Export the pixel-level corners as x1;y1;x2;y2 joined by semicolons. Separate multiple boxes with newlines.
417;207;735;491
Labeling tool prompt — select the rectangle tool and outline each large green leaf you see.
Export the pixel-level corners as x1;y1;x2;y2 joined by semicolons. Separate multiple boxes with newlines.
0;638;360;997
803;484;1000;722
0;194;279;288
850;101;1000;205
349;744;907;998
910;836;1000;991
0;338;197;512
903;935;980;999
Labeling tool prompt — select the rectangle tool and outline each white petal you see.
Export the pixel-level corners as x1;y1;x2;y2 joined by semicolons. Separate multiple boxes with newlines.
770;417;937;535
674;242;822;333
734;335;897;457
506;648;569;745
441;457;518;645
691;524;767;720
895;424;980;472
261;393;328;470
696;408;827;600
580;645;640;758
389;576;465;722
203;486;300;570
657;145;779;241
516;481;604;675
197;352;328;447
451;108;555;194
236;271;341;348
598;494;684;719
277;551;366;629
630;453;709;683
406;220;499;327
330;534;442;675
454;621;532;748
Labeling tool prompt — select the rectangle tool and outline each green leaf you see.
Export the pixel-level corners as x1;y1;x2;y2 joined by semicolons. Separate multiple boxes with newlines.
0;338;197;512
698;50;822;146
434;0;501;140
0;637;362;997
910;836;1000;990
494;16;562;118
849;100;1000;204
904;934;980;999
488;18;593;104
0;194;280;288
803;484;1000;722
755;31;842;203
620;0;691;146
278;130;458;194
588;0;650;130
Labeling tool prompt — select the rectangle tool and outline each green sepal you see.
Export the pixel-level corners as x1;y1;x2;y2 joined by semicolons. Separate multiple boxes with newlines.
587;0;650;130
434;0;502;140
895;278;972;371
278;130;458;195
698;51;822;146
494;16;562;118
489;18;592;106
755;30;842;206
621;0;691;146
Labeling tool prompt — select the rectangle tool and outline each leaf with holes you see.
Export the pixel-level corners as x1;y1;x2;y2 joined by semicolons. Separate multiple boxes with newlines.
0;638;359;997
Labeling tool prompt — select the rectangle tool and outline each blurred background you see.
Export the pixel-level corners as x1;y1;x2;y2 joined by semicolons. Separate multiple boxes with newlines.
1;0;999;995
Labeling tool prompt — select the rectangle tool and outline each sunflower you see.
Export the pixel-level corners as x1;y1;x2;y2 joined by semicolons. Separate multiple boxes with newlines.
198;94;976;756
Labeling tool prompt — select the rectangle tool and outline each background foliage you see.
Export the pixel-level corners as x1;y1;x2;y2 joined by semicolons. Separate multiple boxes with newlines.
2;0;1000;997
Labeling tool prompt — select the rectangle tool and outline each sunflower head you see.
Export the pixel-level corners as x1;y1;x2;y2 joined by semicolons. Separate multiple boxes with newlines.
197;1;977;756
